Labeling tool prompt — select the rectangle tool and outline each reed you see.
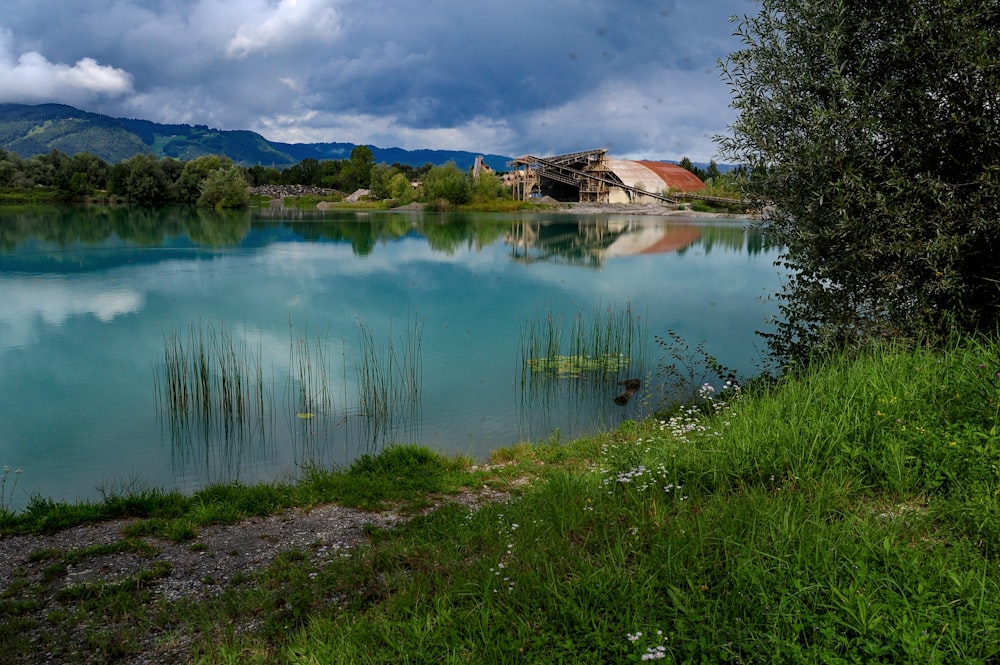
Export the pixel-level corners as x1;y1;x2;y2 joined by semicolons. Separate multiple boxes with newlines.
285;321;353;466
519;302;647;386
155;314;427;474
355;314;424;443
154;320;274;473
517;302;649;434
287;320;334;419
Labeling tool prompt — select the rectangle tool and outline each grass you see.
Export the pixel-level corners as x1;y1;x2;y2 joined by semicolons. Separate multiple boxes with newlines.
519;302;647;399
4;336;1000;662
0;187;63;204
356;314;424;445
154;320;274;470
0;443;471;537
151;315;427;475
280;195;349;209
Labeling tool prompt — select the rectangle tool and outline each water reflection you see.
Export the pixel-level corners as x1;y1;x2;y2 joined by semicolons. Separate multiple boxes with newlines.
0;205;771;268
0;205;780;507
517;302;649;438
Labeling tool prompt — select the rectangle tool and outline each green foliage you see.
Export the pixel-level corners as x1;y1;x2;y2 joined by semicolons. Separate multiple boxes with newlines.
335;145;375;192
197;164;250;209
387;172;414;203
115;153;173;204
420;161;471;205
9;340;1000;663
367;162;395;200
246;164;282;186
176;154;233;202
471;170;508;202
297;445;472;511
718;0;1000;365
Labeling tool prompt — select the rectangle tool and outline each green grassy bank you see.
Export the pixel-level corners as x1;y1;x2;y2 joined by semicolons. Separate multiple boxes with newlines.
3;338;1000;663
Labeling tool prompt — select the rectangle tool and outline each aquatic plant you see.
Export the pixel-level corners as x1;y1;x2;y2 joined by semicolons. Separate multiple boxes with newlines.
154;320;274;476
355;314;424;444
284;321;354;466
0;465;23;515
155;314;428;475
517;302;649;434
519;302;646;386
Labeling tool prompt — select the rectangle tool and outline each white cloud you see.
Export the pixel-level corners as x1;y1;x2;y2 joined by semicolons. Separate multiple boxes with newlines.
0;28;133;103
254;109;516;153
226;0;343;59
516;68;736;162
0;1;749;161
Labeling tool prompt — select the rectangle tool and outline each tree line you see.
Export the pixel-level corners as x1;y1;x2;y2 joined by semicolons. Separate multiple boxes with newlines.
0;143;511;208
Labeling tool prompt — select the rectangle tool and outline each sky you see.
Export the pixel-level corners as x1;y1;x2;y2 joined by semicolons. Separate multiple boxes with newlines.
0;0;757;162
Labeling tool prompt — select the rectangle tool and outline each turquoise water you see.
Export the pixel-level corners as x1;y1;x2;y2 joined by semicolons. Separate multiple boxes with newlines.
0;206;784;508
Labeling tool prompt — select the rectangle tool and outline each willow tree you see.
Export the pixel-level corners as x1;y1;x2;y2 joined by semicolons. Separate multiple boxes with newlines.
718;0;1000;365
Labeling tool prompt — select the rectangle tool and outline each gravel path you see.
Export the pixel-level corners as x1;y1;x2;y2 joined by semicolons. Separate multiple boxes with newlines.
0;486;512;664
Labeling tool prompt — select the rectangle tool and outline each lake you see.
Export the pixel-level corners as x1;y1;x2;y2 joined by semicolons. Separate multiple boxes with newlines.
0;205;784;509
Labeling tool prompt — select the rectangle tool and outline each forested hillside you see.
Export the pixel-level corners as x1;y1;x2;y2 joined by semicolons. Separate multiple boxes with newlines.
0;103;511;170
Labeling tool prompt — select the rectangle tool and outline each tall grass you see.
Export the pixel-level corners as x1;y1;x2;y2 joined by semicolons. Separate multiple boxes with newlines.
9;337;1000;663
518;302;648;429
285;321;351;466
204;337;1000;664
154;315;428;476
154;321;273;476
519;301;646;379
355;314;424;445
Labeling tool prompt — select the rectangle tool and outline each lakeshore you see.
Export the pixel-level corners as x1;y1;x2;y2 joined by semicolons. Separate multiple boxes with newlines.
2;338;1000;663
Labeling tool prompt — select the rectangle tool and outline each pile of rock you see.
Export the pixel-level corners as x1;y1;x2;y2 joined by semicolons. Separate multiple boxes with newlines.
249;184;340;198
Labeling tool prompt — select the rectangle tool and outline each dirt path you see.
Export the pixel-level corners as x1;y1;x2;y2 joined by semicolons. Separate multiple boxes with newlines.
0;486;512;664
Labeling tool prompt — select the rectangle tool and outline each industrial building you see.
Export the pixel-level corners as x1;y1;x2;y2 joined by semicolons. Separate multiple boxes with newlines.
505;149;705;204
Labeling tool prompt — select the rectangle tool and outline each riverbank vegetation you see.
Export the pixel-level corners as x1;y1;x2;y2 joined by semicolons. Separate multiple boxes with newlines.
0;141;745;214
719;0;1000;366
0;143;464;209
2;337;1000;662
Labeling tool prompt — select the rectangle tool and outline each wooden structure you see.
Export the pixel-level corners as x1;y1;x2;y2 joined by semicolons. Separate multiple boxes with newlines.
507;149;704;204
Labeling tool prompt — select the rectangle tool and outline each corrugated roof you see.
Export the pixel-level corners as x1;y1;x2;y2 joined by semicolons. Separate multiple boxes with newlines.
605;160;660;191
604;159;706;194
635;161;706;192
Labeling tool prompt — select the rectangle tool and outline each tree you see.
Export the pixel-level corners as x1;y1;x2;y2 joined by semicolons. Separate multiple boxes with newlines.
336;145;375;192
718;0;1000;365
368;163;397;200
68;153;110;192
678;156;705;180
246;164;281;186
471;170;508;202
298;158;322;186
704;160;720;183
388;172;415;203
421;162;471;205
118;154;172;205
197;165;250;209
176;155;234;203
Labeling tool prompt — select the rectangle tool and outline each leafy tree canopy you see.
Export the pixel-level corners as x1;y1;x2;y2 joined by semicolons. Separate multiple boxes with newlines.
718;0;1000;365
197;164;250;210
421;162;471;205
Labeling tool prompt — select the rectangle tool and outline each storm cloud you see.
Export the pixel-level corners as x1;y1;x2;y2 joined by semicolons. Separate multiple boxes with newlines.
0;0;754;161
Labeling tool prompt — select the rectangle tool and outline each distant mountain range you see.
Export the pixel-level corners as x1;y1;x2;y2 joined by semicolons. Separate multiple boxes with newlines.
0;103;514;171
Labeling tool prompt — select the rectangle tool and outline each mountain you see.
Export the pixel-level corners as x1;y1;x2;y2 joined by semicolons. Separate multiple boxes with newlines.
0;103;513;170
271;141;513;171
